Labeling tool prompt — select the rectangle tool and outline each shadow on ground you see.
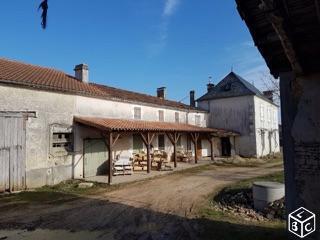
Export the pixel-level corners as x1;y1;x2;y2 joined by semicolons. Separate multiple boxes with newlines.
0;191;286;240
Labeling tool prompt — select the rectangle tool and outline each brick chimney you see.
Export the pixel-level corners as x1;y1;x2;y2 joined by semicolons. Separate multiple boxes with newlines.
263;90;274;102
190;90;196;107
74;64;89;83
207;83;215;92
157;87;166;99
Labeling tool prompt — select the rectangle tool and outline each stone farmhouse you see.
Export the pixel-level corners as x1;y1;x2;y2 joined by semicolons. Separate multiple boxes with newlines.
197;72;280;157
0;58;239;191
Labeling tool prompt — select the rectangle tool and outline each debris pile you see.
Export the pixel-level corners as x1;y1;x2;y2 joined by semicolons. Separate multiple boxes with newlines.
214;187;285;221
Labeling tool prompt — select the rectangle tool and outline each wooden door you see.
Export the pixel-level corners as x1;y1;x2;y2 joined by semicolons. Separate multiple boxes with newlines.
0;114;26;192
84;139;107;178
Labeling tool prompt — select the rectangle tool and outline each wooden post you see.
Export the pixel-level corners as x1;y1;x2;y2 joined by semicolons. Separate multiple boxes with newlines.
210;138;214;161
108;132;113;184
205;134;215;161
146;139;151;173
140;132;155;173
166;132;180;168
190;133;200;164
194;140;198;164
105;132;121;185
173;139;177;168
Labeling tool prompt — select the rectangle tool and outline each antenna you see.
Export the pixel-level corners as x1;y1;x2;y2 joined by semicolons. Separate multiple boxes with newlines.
231;65;234;72
208;75;212;84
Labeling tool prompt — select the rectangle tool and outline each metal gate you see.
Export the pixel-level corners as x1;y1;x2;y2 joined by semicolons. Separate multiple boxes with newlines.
0;113;26;192
84;139;108;178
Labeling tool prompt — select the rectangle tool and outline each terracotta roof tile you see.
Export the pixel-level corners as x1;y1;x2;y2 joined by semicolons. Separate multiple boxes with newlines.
74;116;239;136
0;58;205;112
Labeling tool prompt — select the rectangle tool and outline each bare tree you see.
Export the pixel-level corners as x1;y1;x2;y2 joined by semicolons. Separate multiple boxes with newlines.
38;0;48;29
260;72;280;105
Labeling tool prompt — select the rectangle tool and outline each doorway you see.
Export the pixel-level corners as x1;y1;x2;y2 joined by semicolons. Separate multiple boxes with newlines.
0;113;26;193
83;139;108;178
221;137;231;157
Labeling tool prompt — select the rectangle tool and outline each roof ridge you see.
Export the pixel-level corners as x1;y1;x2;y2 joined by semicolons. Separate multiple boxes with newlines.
91;82;192;108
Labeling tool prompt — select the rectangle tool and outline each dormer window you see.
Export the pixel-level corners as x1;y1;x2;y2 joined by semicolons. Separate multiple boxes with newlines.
223;83;231;91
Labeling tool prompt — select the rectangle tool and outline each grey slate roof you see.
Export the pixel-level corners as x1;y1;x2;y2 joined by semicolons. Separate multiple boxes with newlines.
197;72;276;105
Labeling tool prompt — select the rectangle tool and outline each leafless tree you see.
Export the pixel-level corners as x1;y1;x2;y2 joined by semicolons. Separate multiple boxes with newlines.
260;72;280;105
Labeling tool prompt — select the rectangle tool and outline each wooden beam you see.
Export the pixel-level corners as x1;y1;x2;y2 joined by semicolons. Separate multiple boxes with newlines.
315;0;320;24
259;0;303;74
166;132;175;145
112;133;121;147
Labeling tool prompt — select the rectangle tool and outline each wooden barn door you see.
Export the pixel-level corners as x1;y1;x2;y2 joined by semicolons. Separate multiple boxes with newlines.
84;139;107;178
0;113;26;193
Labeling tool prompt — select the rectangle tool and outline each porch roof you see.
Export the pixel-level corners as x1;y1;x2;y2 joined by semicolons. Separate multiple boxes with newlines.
74;116;239;136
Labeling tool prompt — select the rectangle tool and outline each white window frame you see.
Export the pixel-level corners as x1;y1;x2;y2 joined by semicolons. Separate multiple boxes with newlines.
158;110;164;122
134;107;141;120
175;112;179;123
195;115;201;126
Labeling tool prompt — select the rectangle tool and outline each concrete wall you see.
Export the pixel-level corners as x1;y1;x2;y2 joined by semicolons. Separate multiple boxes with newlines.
0;85;75;188
75;96;207;126
253;96;280;157
198;96;255;157
198;95;280;157
0;84;209;187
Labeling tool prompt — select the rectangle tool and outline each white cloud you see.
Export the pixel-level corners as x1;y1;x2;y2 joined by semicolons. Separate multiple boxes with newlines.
163;0;180;17
147;0;181;57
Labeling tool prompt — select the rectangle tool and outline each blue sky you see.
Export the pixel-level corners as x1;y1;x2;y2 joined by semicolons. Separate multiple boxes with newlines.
0;0;270;103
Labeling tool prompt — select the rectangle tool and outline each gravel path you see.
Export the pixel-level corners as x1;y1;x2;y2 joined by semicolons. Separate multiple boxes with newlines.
0;162;283;240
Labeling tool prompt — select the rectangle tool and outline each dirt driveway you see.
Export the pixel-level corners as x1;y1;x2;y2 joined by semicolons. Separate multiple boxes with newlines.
0;162;283;240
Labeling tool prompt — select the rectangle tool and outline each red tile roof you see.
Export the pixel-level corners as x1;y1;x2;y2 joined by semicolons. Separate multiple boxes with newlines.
0;58;205;112
74;116;239;136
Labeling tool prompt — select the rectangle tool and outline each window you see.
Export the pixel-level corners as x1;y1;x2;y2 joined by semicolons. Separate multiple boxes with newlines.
133;134;143;152
158;135;165;150
50;124;73;156
260;104;264;121
266;107;271;128
134;107;141;120
158;110;164;122
273;110;277;128
195;115;201;126
175;112;179;123
50;127;73;156
260;104;265;128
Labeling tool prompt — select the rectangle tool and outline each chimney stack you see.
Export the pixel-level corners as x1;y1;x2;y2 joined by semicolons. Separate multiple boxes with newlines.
157;87;166;99
74;64;89;83
263;90;274;102
190;90;196;107
207;83;215;92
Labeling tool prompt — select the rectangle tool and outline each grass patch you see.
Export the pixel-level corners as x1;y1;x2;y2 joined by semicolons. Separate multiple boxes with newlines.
0;180;116;206
199;171;286;240
213;153;283;168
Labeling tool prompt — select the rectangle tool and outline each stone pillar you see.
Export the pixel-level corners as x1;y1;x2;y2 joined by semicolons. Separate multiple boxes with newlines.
280;72;320;238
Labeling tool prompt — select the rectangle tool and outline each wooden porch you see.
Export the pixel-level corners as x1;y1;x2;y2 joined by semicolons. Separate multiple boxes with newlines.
75;116;239;184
